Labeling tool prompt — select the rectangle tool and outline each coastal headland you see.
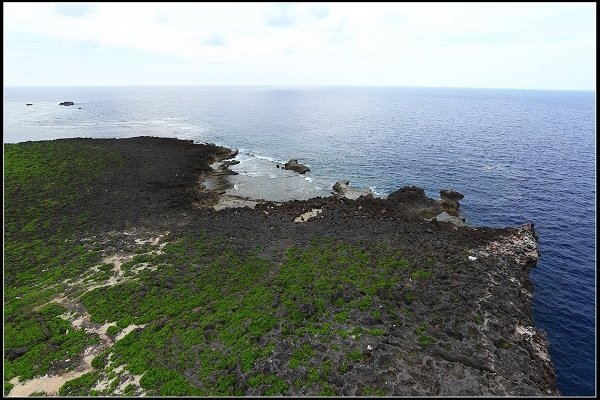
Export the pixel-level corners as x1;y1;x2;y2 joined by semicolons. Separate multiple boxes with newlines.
4;137;559;396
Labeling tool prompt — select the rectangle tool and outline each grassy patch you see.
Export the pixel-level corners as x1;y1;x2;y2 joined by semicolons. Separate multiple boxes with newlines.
415;324;429;335
411;268;433;280
418;335;435;346
288;343;315;369
59;372;100;396
346;350;363;362
247;374;288;396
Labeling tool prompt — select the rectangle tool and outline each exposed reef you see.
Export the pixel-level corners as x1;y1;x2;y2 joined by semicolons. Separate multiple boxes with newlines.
284;159;311;174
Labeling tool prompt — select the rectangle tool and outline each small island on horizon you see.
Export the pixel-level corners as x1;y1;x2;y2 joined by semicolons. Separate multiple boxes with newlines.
4;136;560;396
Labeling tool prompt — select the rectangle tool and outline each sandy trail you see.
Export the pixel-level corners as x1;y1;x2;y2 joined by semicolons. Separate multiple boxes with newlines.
294;208;323;223
7;232;166;397
8;302;108;397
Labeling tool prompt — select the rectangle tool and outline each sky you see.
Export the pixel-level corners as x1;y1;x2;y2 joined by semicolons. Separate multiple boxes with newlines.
3;2;596;90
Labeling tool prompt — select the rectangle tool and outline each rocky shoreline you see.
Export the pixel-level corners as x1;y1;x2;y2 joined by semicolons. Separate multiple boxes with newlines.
4;137;559;396
208;154;468;226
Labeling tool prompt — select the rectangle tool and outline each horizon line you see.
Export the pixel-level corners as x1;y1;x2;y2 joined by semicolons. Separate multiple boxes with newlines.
3;84;596;92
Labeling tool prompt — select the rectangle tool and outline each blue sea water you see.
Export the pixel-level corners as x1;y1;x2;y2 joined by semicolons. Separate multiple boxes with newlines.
3;86;596;395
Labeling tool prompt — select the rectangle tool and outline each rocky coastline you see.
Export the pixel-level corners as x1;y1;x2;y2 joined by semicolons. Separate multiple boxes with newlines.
4;137;559;396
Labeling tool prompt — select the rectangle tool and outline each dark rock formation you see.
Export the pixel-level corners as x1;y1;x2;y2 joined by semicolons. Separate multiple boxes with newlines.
284;159;310;174
388;186;427;201
440;189;464;216
59;101;75;106
387;186;443;218
221;160;240;167
332;181;350;195
332;181;373;200
228;148;239;158
5;347;29;361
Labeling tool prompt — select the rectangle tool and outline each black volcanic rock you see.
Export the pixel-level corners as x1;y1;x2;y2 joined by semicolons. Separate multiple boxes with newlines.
387;186;427;202
284;159;310;174
5;347;29;361
332;181;350;195
440;189;465;216
386;186;443;218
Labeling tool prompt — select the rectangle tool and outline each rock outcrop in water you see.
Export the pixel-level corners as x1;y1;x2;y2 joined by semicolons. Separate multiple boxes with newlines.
439;189;464;216
284;159;310;174
332;181;350;194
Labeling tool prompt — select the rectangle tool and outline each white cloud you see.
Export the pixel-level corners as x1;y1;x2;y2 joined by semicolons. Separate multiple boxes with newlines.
264;2;297;27
3;2;596;89
54;2;96;18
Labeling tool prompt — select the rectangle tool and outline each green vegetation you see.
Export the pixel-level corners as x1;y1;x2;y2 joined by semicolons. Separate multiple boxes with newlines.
4;141;121;391
346;350;363;362
106;325;121;336
72;234;284;395
4;382;15;396
4;230;422;395
247;374;288;395
418;335;435;346
59;372;100;396
319;383;337;396
4;140;435;396
366;328;385;336
289;343;316;369
338;362;350;374
401;307;414;317
4;303;95;383
415;324;435;346
415;324;429;335
364;385;386;396
333;310;349;323
411;268;433;280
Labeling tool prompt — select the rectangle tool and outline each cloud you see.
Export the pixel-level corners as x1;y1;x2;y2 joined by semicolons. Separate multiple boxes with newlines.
282;46;297;55
3;2;596;89
325;17;353;43
203;34;227;47
155;13;169;24
264;3;297;27
55;3;95;18
309;5;330;20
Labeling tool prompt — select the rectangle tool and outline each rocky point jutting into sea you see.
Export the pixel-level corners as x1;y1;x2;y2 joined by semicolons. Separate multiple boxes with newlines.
4;137;559;396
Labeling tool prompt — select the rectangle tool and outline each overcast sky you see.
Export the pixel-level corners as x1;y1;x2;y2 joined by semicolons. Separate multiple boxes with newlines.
3;2;596;90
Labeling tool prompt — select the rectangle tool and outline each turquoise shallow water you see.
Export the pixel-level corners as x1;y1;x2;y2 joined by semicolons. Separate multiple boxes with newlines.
4;86;596;395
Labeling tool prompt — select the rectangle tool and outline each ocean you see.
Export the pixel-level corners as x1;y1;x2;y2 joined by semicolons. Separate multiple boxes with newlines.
3;85;596;395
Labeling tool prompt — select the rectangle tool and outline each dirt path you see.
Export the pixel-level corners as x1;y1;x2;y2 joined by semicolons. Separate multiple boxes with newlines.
7;232;168;397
